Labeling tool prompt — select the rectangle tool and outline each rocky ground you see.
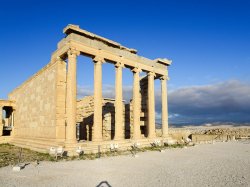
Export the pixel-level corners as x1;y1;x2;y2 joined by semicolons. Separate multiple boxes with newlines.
192;127;250;137
186;125;250;135
0;140;249;187
167;125;250;140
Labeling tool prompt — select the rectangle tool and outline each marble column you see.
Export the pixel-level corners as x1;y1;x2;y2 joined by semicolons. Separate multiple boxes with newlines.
0;106;2;136
161;75;169;137
92;56;104;141
132;67;141;140
114;62;124;140
147;72;156;138
66;49;79;143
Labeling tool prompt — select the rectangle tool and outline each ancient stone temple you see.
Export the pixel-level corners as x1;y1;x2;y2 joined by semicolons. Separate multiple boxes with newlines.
0;24;172;155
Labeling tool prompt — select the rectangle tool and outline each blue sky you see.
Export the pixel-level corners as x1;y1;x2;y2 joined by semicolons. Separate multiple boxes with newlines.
0;0;250;124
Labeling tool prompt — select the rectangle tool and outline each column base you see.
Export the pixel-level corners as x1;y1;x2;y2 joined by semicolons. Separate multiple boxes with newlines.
148;135;156;139
65;139;77;145
132;136;140;140
162;134;169;138
92;138;103;142
114;137;124;141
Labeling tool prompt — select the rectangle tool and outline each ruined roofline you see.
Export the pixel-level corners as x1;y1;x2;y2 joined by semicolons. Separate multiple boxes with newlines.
63;24;138;54
63;25;172;67
154;58;172;66
0;99;16;107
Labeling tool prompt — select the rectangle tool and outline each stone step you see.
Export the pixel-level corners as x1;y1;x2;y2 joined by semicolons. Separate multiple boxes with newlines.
69;138;169;154
10;137;63;153
10;136;172;156
0;136;12;144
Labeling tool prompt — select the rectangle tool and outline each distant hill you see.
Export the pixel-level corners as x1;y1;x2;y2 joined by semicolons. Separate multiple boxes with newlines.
169;121;250;128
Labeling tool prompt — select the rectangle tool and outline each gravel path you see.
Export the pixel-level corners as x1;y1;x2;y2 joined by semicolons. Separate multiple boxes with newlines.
0;141;250;187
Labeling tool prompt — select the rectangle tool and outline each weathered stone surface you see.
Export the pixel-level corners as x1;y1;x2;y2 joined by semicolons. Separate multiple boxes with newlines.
0;24;171;154
77;96;125;141
9;62;58;139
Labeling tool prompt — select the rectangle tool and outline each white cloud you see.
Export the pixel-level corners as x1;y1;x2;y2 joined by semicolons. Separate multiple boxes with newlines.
168;80;250;123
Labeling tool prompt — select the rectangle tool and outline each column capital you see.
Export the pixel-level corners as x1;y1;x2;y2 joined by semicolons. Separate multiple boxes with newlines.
131;67;141;73
56;56;64;62
148;71;156;77
115;61;125;68
93;55;105;64
67;48;80;57
115;56;125;68
160;75;169;81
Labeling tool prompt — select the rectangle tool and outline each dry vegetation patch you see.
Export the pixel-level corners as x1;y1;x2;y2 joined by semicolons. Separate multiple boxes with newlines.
0;143;192;168
0;143;54;168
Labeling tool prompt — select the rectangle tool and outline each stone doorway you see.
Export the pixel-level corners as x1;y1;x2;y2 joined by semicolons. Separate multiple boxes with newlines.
1;106;14;136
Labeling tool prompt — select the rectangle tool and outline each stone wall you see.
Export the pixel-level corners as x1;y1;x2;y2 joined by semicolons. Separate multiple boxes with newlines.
8;61;65;140
77;96;125;141
193;127;250;138
125;103;132;139
190;134;233;142
77;96;94;141
168;128;192;141
55;61;67;141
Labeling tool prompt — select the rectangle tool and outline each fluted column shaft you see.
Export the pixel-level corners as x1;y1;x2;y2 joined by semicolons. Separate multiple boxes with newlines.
114;62;124;140
132;68;141;139
161;76;168;137
92;57;104;141
147;72;156;138
66;49;79;143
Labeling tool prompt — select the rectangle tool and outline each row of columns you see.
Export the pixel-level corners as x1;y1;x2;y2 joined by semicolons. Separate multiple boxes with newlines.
65;48;169;143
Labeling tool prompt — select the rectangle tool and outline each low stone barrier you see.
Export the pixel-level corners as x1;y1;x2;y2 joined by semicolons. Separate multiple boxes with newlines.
190;134;236;143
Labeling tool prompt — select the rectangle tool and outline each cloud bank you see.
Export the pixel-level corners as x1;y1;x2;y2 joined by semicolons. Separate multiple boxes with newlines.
168;80;250;124
78;80;250;124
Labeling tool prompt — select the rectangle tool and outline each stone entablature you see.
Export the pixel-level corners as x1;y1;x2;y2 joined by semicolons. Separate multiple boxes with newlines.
52;24;171;76
63;24;137;54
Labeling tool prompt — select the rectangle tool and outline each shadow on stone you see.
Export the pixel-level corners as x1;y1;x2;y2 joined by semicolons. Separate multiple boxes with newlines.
96;180;112;187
